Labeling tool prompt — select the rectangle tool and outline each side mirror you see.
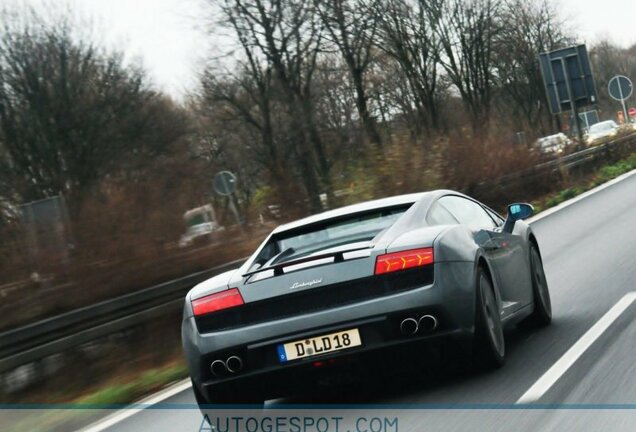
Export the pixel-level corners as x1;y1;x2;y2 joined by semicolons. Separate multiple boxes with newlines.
502;203;534;233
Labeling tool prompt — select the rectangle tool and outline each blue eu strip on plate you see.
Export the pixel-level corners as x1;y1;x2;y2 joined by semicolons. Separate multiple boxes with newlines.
277;344;288;363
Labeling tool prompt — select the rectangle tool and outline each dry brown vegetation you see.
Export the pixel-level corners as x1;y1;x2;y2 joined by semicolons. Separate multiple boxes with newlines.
0;149;270;330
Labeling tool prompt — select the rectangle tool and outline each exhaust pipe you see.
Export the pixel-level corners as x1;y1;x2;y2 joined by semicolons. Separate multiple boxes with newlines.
418;315;438;332
210;359;227;376
400;318;419;335
226;356;243;373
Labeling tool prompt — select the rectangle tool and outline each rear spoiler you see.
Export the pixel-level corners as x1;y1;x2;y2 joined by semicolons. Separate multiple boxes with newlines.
242;246;371;278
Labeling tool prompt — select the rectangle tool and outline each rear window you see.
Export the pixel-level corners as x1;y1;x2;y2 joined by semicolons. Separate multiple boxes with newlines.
186;214;206;227
253;205;412;266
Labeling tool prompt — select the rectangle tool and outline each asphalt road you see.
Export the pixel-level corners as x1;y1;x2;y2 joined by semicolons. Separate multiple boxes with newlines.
89;172;636;432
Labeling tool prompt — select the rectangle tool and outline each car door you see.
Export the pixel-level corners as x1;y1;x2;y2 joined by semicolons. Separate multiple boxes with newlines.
483;205;533;309
438;195;531;317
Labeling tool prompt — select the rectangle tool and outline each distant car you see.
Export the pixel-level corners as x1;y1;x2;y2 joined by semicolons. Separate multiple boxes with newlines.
182;191;551;408
535;133;571;155
179;205;224;248
179;222;224;248
585;120;619;145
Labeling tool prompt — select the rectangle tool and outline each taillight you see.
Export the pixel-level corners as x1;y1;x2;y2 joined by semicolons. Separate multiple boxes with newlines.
375;248;434;275
192;288;244;316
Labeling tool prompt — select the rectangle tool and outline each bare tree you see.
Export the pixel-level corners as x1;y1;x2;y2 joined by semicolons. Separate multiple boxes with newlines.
193;0;578;215
423;0;502;134
379;0;443;135
495;0;572;134
0;8;186;209
200;67;277;174
314;0;383;149
590;40;636;116
216;0;334;211
197;62;308;208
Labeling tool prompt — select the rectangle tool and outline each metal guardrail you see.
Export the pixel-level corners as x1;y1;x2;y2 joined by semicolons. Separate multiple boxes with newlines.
472;133;636;198
0;258;245;374
2;133;636;375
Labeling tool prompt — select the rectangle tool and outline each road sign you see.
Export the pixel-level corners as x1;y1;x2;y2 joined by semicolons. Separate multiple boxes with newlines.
577;110;599;132
539;45;598;115
20;196;72;270
608;75;633;102
629;107;636;118
213;171;243;229
539;45;598;145
608;75;633;123
213;171;237;196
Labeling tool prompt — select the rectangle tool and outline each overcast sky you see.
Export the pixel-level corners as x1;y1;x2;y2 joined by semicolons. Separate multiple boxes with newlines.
10;0;636;101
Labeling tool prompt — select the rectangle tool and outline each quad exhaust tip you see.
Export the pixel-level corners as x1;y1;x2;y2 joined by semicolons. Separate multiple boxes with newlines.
418;315;438;332
211;356;244;376
226;356;243;373
400;318;419;335
210;359;227;376
400;315;438;335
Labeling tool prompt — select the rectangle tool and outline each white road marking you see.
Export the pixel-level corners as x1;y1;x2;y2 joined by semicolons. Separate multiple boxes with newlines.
78;379;192;432
528;168;636;224
517;292;636;404
76;167;636;430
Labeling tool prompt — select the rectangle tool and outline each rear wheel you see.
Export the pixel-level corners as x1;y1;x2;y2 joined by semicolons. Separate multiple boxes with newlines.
473;267;505;369
528;245;552;326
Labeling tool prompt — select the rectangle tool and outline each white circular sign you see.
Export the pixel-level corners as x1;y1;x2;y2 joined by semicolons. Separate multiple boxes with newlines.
608;75;633;102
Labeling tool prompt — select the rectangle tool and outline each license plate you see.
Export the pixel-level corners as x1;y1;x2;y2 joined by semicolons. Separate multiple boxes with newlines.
277;328;362;363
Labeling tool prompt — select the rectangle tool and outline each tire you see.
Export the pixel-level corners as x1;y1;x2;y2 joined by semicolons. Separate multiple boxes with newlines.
528;245;552;326
473;267;505;369
192;379;264;424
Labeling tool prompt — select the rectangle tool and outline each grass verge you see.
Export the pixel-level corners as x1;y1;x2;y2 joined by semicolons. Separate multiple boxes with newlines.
3;362;190;432
532;153;636;213
76;362;188;405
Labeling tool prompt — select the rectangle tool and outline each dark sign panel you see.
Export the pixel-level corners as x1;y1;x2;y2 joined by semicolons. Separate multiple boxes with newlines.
539;45;598;115
20;196;72;268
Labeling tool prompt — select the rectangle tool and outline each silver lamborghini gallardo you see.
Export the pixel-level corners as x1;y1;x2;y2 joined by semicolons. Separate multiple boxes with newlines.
182;190;551;406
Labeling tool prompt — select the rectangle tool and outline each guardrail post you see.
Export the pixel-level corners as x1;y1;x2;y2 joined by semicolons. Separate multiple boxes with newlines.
557;155;569;185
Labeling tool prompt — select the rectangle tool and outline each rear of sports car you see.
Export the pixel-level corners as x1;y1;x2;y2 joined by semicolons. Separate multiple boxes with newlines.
182;198;478;403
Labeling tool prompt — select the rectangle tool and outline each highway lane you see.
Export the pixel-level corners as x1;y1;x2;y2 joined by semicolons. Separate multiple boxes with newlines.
91;171;636;431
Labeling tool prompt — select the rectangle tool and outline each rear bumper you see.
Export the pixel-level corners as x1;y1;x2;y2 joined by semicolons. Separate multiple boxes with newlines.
182;261;476;401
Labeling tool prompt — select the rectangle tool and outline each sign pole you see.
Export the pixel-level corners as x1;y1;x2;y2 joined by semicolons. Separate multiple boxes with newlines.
219;173;242;228
608;75;633;124
228;196;241;228
213;171;244;232
619;83;628;123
